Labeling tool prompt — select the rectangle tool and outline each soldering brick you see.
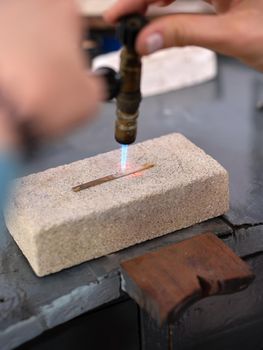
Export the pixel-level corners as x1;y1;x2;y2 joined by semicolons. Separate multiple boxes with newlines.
5;133;229;277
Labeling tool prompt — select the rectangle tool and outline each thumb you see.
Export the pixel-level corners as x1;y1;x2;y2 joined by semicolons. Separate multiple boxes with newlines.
136;14;230;55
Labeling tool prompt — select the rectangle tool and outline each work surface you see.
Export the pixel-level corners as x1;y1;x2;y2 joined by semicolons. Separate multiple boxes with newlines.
2;56;263;349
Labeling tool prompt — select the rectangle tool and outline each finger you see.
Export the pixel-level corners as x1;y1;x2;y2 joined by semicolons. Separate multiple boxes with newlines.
104;0;155;23
136;14;231;55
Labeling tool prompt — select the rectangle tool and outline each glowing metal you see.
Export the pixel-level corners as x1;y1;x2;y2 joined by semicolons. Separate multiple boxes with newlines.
121;144;128;171
72;163;155;192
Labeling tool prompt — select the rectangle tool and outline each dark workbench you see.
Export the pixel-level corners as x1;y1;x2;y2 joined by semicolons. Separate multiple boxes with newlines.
2;56;263;350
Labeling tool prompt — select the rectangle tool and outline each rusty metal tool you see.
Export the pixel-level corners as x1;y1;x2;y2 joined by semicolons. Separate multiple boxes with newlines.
121;233;254;349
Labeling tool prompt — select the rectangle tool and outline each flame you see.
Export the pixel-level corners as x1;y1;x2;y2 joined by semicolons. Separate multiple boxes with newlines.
121;144;128;172
119;145;147;178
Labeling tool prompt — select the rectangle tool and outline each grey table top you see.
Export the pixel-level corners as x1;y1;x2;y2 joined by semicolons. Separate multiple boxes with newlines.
1;56;263;349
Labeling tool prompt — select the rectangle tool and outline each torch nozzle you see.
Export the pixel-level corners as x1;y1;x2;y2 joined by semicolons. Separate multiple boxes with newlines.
114;14;147;145
95;14;147;146
115;110;138;145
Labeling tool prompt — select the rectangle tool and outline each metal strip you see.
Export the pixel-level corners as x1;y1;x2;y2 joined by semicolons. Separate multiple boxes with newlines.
72;163;154;192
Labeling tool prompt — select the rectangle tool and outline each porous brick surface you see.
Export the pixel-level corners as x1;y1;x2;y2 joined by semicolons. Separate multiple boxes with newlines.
5;133;229;276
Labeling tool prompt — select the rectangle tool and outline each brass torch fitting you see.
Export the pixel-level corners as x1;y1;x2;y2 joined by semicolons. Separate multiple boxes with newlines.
115;14;147;145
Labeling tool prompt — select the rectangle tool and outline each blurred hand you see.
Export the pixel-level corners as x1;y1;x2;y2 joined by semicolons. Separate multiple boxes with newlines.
105;0;263;71
0;0;104;144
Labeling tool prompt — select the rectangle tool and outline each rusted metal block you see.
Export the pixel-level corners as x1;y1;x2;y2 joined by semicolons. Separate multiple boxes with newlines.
121;233;254;326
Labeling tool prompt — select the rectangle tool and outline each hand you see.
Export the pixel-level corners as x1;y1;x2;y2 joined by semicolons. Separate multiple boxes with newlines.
0;0;104;144
105;0;263;72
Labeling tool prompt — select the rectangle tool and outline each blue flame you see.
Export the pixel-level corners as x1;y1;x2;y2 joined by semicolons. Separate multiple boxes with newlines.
121;144;128;171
